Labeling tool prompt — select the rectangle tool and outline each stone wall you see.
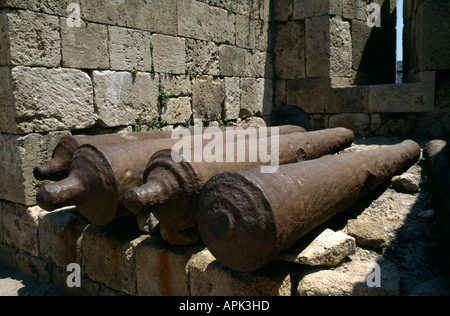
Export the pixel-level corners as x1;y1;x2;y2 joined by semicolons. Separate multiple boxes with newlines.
272;0;449;138
0;0;274;136
402;0;450;137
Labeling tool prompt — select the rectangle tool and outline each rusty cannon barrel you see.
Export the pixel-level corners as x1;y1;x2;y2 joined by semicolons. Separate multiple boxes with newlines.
33;130;177;181
123;127;355;241
35;125;305;226
197;140;421;272
423;140;450;272
33;126;306;181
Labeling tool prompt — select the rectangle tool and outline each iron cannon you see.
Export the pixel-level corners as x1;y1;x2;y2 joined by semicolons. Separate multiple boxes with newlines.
123;127;355;243
35;125;305;226
197;140;421;272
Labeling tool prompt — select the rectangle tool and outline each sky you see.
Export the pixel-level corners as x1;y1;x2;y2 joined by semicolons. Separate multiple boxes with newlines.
397;0;403;61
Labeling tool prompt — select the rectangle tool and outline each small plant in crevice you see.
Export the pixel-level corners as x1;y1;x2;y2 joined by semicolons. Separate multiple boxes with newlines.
227;5;235;15
203;109;231;127
149;41;154;54
158;82;170;107
165;68;175;76
130;67;139;76
132;118;168;132
149;41;156;74
150;61;156;75
189;72;198;81
182;118;192;128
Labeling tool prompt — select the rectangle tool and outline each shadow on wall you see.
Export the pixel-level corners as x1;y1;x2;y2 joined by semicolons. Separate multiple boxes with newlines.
354;0;397;85
269;105;311;131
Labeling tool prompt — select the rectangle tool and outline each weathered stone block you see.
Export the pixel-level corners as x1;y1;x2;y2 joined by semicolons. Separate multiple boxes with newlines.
275;80;286;106
160;74;191;97
278;229;356;267
224;77;241;120
3;247;54;283
210;5;235;44
407;112;450;138
0;131;70;205
178;0;211;41
161;97;192;125
370;114;412;138
274;21;305;79
342;0;355;19
109;26;152;72
80;0;177;35
186;39;219;76
245;50;273;78
0;0;72;16
136;235;205;296
0;202;43;256
326;86;369;113
38;207;88;268
0;10;60;67
368;82;435;113
305;16;330;78
187;249;293;296
151;34;186;75
60;18;109;69
192;76;225;120
52;266;101;296
219;44;246;77
297;248;400;296
0;66;95;134
236;13;255;49
351;19;377;73
255;17;272;52
330;16;352;78
347;214;388;249
329;113;370;136
355;0;371;22
391;173;420;193
240;78;258;118
293;0;329;20
93;70;159;127
274;0;293;22
286;78;328;113
236;116;267;127
414;0;450;71
77;220;147;295
257;78;274;116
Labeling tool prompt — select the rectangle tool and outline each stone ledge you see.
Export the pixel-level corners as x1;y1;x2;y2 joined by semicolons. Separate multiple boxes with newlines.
368;82;435;113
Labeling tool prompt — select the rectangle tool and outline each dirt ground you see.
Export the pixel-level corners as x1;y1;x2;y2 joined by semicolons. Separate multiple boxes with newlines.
0;264;65;296
337;136;450;295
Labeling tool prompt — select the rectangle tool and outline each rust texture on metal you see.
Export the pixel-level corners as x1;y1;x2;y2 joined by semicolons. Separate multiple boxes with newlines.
35;125;305;226
123;127;355;237
33;130;176;181
424;139;450;272
197;140;421;272
33;126;306;181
